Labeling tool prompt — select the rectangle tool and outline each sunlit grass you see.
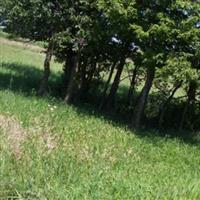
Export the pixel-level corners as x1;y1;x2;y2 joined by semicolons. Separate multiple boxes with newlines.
0;37;200;199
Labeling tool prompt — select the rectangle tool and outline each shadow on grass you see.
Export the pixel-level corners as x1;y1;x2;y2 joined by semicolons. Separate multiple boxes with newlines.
0;62;62;97
0;61;199;146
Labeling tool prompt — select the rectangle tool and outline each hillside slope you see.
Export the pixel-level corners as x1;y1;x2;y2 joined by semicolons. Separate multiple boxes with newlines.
1;38;200;199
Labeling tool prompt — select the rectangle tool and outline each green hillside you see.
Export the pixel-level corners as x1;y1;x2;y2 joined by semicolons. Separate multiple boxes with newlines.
1;38;200;199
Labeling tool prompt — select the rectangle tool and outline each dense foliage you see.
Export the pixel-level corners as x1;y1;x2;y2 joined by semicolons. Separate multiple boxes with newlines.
2;0;200;130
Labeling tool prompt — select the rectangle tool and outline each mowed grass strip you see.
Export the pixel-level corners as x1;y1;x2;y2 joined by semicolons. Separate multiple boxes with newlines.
0;38;200;199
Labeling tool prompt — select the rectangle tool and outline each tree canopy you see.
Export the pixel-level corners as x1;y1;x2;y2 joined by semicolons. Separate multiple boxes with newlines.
2;0;200;130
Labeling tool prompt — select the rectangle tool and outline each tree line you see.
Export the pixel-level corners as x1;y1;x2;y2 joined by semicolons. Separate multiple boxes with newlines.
2;0;200;130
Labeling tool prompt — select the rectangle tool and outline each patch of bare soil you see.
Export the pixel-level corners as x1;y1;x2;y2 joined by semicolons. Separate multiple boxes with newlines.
0;38;45;53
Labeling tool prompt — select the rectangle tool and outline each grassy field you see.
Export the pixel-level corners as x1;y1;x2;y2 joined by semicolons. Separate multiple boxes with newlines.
1;37;200;199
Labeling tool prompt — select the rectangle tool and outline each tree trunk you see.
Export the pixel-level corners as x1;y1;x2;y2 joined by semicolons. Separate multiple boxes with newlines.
105;58;125;109
133;66;155;129
37;38;54;96
179;81;197;130
78;58;98;101
99;61;117;109
127;65;139;107
63;57;73;90
159;82;182;129
64;54;79;104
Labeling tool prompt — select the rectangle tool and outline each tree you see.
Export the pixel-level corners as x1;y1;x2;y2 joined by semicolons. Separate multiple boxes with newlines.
53;0;104;103
3;0;200;131
6;0;71;95
98;0;139;109
131;0;200;128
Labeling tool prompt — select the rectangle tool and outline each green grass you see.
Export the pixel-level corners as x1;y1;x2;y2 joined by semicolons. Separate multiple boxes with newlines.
0;42;62;95
0;30;8;38
0;30;47;48
1;38;200;199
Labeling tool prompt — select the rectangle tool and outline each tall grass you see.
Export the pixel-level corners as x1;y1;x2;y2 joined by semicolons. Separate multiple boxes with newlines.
0;37;200;199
